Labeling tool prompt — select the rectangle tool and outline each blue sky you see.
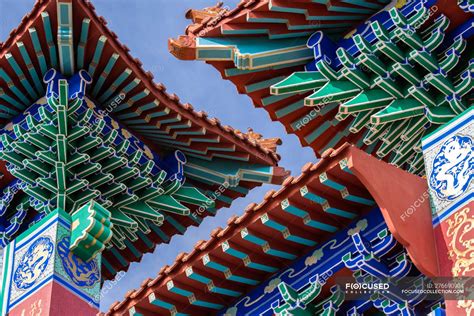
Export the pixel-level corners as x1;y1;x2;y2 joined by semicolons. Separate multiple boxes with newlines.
0;0;315;311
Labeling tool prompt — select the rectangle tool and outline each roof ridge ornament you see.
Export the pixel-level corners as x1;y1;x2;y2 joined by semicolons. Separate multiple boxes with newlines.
185;1;227;24
234;127;282;153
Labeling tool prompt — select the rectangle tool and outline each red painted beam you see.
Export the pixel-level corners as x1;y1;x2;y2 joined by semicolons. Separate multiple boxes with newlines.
345;146;439;277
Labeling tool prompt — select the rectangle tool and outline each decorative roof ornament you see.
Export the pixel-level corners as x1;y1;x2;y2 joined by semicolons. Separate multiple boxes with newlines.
178;0;393;40
168;35;196;60
185;1;227;24
235;128;282;153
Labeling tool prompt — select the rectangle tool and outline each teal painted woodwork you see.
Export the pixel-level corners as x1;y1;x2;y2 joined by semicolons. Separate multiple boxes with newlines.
196;37;313;69
271;5;473;174
69;201;113;261
0;70;215;256
57;2;75;75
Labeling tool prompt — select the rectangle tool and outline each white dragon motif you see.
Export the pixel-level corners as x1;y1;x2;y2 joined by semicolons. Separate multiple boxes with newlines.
14;237;54;290
430;135;473;201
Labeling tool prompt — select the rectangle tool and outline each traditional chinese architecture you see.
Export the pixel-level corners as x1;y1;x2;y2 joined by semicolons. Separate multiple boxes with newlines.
106;144;446;315
0;0;289;314
1;0;473;314
109;0;472;315
169;0;473;176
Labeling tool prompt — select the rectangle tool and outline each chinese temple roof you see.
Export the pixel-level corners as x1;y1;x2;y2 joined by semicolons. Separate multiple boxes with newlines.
0;0;289;280
0;0;283;165
106;143;437;315
169;0;473;175
173;0;394;51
